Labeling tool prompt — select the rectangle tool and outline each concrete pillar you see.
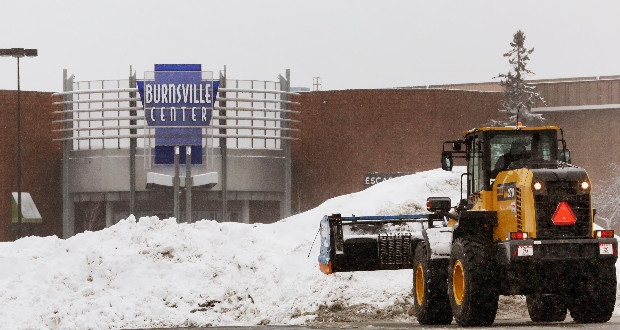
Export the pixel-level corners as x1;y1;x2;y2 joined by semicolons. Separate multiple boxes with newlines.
105;201;114;227
219;68;228;222
241;200;250;224
279;69;292;219
129;67;137;216
62;69;75;239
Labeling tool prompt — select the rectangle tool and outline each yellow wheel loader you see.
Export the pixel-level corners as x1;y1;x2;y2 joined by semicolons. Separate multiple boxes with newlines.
318;125;617;326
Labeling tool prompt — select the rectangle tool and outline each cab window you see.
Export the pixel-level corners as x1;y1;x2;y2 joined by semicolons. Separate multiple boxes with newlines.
489;131;557;177
468;135;484;194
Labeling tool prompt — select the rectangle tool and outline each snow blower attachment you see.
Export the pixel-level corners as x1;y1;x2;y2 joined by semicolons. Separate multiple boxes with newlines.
318;198;453;274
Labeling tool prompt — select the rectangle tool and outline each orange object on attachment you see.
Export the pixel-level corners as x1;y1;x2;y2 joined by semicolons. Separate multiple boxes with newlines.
319;261;333;274
552;202;577;225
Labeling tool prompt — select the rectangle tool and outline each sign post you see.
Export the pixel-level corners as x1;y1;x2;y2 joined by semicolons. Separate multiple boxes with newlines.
186;147;192;223
173;146;180;221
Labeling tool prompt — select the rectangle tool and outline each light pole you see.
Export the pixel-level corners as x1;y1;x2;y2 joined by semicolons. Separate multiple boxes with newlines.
0;48;38;240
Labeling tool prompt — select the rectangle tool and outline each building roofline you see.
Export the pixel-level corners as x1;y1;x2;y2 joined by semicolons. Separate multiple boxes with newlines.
404;74;620;90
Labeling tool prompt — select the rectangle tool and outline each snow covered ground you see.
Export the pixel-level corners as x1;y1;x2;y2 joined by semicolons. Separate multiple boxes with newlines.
0;167;618;329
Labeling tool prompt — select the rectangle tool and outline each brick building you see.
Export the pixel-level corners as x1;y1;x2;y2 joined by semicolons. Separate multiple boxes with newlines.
1;75;619;240
290;89;503;212
0;90;62;241
291;76;620;218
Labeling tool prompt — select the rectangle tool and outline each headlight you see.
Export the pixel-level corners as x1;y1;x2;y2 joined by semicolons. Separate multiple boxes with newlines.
579;180;590;190
533;181;543;191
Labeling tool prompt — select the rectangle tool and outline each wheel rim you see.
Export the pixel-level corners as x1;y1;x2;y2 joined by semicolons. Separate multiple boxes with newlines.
416;263;424;305
453;260;465;306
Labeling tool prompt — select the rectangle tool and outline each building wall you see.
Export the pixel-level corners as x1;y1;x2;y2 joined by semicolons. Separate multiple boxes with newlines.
409;83;504;92
291;86;620;215
1;79;617;240
0;90;62;241
538;109;620;189
533;78;620;106
291;89;504;212
418;76;620;107
67;148;285;194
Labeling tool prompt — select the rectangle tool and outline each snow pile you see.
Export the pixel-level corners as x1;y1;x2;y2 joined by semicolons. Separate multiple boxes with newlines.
0;166;617;328
0;168;464;328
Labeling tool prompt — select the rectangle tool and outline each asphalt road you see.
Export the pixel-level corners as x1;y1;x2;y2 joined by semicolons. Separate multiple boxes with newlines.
317;316;620;329
148;315;620;329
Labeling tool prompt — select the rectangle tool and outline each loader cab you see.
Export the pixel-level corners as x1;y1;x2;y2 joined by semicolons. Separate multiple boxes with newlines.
467;127;561;196
443;126;567;203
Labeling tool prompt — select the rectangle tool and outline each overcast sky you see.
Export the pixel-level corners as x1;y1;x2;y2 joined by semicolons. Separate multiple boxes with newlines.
1;0;619;92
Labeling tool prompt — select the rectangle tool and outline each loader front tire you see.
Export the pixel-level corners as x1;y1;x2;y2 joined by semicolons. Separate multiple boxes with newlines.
448;238;499;326
526;294;567;322
412;243;452;325
569;263;616;323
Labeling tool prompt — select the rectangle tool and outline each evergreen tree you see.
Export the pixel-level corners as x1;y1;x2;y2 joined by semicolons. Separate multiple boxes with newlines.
494;30;545;125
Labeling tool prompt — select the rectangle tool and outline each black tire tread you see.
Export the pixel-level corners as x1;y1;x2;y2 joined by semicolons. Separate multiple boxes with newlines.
412;243;453;325
569;264;616;323
526;294;567;322
448;238;499;326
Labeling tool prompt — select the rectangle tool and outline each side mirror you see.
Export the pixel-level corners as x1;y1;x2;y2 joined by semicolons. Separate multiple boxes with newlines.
441;151;453;171
559;149;571;163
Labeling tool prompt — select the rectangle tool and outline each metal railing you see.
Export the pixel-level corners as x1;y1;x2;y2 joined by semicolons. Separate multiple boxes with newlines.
52;78;299;151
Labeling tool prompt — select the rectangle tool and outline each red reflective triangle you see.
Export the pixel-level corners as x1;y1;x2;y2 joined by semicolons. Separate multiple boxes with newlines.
552;202;577;225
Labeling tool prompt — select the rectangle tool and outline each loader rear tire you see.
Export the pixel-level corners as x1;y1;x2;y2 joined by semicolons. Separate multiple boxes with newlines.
412;243;453;325
569;263;616;323
448;238;499;327
526;294;567;322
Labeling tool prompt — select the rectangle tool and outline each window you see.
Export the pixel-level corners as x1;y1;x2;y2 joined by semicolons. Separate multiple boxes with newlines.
468;135;484;194
489;130;557;176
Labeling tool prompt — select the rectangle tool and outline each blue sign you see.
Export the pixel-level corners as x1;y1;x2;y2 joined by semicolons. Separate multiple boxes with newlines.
137;64;219;163
137;64;220;147
138;64;219;128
